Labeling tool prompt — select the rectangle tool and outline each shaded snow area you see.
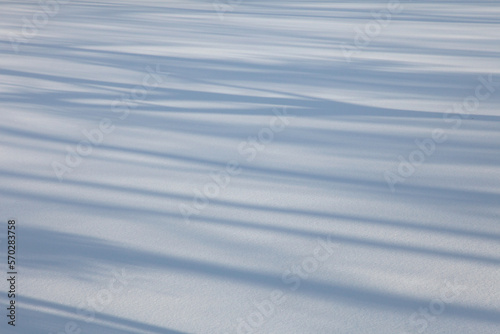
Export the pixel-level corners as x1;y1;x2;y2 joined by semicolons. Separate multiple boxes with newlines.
1;1;500;333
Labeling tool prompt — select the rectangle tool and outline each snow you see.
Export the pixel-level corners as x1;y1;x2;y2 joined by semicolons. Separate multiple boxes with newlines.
1;0;500;333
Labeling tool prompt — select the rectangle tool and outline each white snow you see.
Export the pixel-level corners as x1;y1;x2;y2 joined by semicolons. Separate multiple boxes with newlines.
1;0;500;333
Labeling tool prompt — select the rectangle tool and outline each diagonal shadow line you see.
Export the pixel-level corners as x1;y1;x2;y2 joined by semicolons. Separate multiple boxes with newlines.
10;296;189;334
4;186;500;267
20;227;500;325
4;124;499;209
3;168;499;243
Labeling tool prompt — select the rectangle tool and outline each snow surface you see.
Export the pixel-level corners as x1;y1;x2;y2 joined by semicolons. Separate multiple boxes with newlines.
1;0;500;333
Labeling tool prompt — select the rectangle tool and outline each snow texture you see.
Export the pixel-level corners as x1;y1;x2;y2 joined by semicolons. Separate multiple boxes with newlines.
1;0;500;333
